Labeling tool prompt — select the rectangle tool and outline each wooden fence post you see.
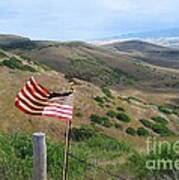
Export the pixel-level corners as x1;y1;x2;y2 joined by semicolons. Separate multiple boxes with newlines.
32;132;47;180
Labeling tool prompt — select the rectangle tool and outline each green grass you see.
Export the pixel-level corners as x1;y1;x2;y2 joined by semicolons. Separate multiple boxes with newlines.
71;127;95;141
0;129;176;179
0;131;132;180
126;142;179;179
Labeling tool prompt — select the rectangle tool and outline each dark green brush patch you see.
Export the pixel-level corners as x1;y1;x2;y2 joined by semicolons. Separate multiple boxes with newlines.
0;51;7;59
136;127;149;137
106;110;117;118
101;87;113;98
114;123;123;129
140;119;153;129
128;96;144;103
152;124;174;137
151;116;168;125
116;106;125;112
1;57;36;72
116;112;131;123
94;95;111;108
94;96;104;104
90;114;112;127
164;104;179;117
158;105;173;114
158;104;179;117
140;119;174;137
125;127;136;136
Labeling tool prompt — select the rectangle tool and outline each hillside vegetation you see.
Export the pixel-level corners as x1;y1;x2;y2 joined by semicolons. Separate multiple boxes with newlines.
103;40;179;69
1;35;179;89
0;35;179;179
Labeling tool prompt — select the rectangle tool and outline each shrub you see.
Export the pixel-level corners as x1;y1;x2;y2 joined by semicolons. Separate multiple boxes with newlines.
116;106;125;112
116;112;131;123
71;127;95;141
151;116;168;125
137;127;149;137
102;96;110;103
114;123;122;129
173;110;179;117
158;106;173;114
90;114;112;127
140;119;153;129
140;119;174;137
126;127;136;136
2;57;36;72
94;96;104;104
106;110;116;118
0;51;7;58
102;87;113;98
152;124;174;137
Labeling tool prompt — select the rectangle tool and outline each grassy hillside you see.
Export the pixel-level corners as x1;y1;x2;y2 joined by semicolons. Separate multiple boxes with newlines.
103;40;179;69
2;39;178;90
0;36;179;179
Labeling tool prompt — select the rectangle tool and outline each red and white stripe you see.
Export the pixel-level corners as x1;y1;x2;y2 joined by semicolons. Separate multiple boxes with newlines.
15;77;73;121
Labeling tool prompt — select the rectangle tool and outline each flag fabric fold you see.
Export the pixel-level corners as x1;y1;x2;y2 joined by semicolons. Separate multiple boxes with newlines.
15;77;73;121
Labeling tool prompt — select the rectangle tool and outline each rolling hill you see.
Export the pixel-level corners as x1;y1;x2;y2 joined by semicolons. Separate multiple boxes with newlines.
0;35;179;179
1;35;179;90
103;40;179;69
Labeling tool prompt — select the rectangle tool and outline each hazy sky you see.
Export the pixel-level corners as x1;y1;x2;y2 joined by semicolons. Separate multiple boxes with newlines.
0;0;178;40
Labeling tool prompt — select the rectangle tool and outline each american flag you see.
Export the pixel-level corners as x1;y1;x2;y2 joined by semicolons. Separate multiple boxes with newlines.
15;77;73;121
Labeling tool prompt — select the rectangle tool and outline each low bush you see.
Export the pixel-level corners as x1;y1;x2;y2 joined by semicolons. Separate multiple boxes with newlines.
140;119;153;129
116;112;131;123
158;106;173;114
116;106;125;112
102;87;113;98
94;96;104;104
114;123;122;129
90;114;112;127
125;127;136;136
152;124;174;137
2;57;36;72
106;110;117;118
140;119;174;137
137;127;149;137
151;116;168;125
